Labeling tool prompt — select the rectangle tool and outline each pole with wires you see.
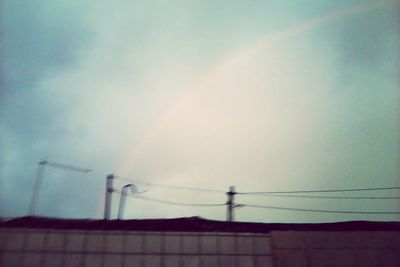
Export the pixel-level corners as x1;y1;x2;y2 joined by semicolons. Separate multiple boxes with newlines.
29;160;91;216
226;185;236;221
29;161;46;215
104;174;114;220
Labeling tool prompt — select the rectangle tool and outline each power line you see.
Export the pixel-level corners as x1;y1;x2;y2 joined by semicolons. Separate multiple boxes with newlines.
113;189;148;195
115;177;400;195
122;193;226;207
114;176;225;194
239;186;400;195
238;194;400;200
242;204;400;214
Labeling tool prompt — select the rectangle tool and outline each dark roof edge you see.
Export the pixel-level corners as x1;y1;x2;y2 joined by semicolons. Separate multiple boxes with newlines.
1;216;399;232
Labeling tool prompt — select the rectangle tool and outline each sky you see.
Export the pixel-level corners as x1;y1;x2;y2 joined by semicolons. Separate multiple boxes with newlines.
1;0;399;223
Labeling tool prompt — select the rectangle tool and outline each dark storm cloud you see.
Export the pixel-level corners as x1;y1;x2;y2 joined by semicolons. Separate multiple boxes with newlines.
337;6;399;69
309;1;400;199
1;2;91;90
0;1;94;217
0;1;91;137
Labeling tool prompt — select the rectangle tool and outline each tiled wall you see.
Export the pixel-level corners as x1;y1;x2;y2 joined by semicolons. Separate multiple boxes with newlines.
270;231;400;267
0;228;272;267
2;228;399;267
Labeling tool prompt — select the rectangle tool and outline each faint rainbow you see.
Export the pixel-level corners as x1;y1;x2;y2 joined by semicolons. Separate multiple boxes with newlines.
116;0;390;176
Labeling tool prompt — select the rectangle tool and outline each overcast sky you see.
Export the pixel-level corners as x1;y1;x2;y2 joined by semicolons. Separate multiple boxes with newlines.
1;0;399;223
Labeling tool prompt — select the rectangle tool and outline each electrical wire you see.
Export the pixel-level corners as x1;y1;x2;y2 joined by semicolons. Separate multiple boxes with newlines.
241;204;400;214
114;176;225;194
115;177;400;195
113;189;148;195
113;176;400;210
113;185;400;214
238;194;400;200
238;186;400;195
122;193;227;207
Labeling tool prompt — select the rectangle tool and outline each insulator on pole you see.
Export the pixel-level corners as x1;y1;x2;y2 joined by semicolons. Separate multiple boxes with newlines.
226;185;236;222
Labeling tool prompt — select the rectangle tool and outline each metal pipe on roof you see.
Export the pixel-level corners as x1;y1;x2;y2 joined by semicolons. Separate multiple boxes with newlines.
117;184;138;220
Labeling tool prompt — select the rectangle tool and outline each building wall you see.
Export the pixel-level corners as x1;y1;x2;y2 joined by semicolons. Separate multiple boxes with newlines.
0;228;272;267
271;231;400;267
1;228;399;267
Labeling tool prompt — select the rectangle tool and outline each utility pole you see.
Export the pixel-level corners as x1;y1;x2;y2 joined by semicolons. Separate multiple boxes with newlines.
29;160;91;216
226;185;236;221
29;161;46;215
104;174;114;220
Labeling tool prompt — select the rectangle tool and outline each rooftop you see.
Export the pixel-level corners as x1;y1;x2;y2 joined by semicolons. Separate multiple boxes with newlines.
1;216;399;232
